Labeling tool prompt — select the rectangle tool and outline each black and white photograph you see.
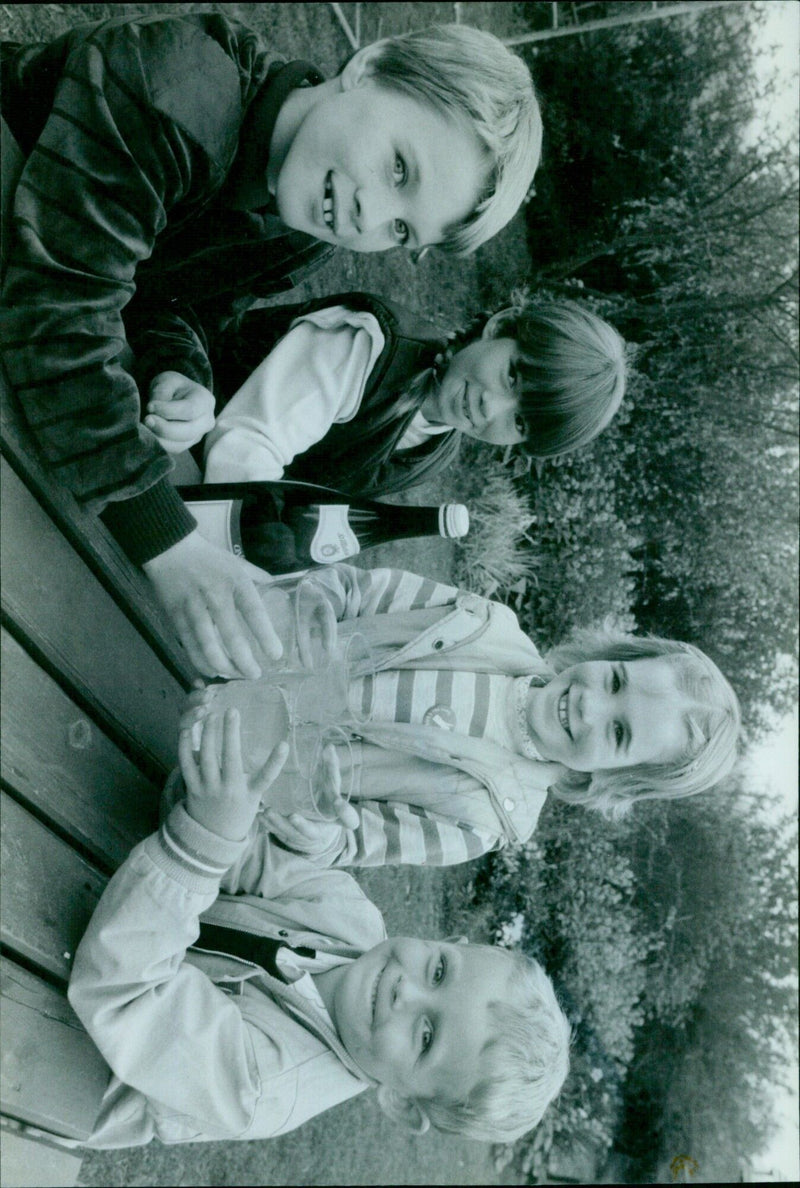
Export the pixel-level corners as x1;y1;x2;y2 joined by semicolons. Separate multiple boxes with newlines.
0;3;797;1185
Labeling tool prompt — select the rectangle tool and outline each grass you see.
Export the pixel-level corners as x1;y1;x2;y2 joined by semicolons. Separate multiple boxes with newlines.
2;3;538;1184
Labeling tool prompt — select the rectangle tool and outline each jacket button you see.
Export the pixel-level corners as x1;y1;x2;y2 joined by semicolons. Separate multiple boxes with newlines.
503;797;515;812
278;930;288;937
433;639;444;650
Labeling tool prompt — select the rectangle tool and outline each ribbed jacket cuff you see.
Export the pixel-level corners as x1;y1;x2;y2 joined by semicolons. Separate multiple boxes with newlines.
144;802;250;894
100;479;197;567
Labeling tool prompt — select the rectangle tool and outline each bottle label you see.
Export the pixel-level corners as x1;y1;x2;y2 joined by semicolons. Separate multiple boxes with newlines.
185;500;244;556
309;505;360;563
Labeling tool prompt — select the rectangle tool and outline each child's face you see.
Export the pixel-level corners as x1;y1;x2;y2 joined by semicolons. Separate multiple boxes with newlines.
422;338;527;444
328;937;513;1102
274;81;487;254
527;657;697;772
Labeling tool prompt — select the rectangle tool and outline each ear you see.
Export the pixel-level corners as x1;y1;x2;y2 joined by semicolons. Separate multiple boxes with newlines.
376;1085;431;1135
338;39;388;90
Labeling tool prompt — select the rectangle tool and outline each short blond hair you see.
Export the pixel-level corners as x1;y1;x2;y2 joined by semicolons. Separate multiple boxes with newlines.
365;24;542;255
546;628;742;818
419;947;571;1142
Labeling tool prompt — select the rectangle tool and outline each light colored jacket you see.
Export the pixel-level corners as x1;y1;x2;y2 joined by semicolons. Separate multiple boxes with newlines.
68;803;385;1148
229;566;560;878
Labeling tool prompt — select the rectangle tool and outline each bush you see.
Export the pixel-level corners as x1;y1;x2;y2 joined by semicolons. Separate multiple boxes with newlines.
477;803;661;1178
449;286;646;647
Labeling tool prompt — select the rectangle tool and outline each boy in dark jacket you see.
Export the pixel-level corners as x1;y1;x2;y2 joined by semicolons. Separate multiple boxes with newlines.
0;12;541;681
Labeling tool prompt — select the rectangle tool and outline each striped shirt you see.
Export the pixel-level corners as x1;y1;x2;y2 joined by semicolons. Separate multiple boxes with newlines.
297;565;553;870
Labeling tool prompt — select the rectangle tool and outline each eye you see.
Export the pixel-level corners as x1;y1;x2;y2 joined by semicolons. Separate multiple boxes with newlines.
611;669;621;694
392;152;407;185
514;414;526;438
432;954;446;985
508;360;518;389
393;218;409;245
421;1022;433;1055
614;721;624;749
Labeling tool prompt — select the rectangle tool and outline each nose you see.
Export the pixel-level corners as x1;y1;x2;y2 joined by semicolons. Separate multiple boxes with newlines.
351;181;393;236
479;386;516;427
390;970;424;1012
477;384;515;432
577;684;610;728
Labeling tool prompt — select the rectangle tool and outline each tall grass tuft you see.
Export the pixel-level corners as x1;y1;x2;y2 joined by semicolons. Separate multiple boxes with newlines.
452;441;538;604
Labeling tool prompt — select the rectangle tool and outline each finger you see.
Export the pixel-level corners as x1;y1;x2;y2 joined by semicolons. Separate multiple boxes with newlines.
261;809;307;847
178;726;201;794
147;398;193;422
322;743;341;798
171;606;225;677
334;799;360;831
318;597;338;657
144;415;197;442
204;589;264;680
252;741;290;797
181;686;214;725
287;812;320;839
198;710;222;786
179;703;209;734
295;588;319;670
220;708;244;784
150;389;212;422
149;375;181;402
183;596;247;679
236;556;281;586
234;581;284;664
296;585;334;668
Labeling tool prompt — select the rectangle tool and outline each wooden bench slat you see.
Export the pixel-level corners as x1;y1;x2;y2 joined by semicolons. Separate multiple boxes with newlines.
0;793;108;982
1;958;108;1140
1;458;185;778
1;629;160;869
0;365;195;691
0;1126;85;1188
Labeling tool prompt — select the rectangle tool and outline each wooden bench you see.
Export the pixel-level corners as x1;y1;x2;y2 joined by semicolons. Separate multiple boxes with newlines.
0;370;197;1184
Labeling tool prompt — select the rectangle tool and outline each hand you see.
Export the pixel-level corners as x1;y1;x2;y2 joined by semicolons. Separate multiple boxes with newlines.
293;579;338;668
179;708;289;842
261;742;359;856
180;685;214;737
145;371;216;454
144;530;283;679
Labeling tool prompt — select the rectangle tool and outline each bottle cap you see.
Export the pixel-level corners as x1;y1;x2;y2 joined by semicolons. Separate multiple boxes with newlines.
439;503;470;539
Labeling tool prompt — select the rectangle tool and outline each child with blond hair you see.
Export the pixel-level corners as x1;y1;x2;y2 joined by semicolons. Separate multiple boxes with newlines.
178;564;742;876
68;710;570;1148
1;13;541;680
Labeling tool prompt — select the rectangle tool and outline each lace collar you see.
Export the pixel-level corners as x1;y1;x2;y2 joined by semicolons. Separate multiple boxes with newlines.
512;675;546;761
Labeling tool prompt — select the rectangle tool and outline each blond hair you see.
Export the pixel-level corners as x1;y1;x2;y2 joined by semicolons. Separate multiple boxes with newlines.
365;24;542;254
419;947;571;1142
546;628;742;818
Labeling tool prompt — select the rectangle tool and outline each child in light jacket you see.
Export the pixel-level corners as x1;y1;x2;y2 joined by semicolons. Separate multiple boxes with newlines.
177;564;742;884
68;711;570;1148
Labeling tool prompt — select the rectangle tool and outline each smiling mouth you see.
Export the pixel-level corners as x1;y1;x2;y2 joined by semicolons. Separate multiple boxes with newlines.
323;171;336;233
370;961;382;1024
558;689;572;738
460;384;474;429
